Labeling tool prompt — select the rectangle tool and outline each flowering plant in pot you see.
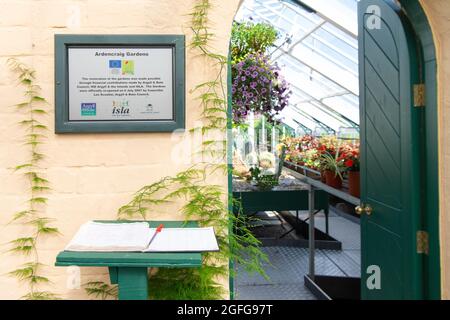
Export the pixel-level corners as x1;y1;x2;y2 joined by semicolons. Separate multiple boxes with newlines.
298;135;318;151
302;149;321;179
340;143;360;197
279;138;301;171
278;138;297;164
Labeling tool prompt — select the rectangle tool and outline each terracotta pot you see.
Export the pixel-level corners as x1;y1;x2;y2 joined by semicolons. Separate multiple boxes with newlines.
348;171;360;198
324;170;342;189
320;171;327;183
296;167;305;175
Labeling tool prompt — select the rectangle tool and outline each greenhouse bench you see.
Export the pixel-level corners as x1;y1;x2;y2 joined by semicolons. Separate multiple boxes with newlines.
55;220;202;300
232;189;329;215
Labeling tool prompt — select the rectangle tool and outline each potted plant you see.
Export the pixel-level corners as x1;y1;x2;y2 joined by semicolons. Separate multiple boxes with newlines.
342;144;360;197
247;151;279;191
317;136;339;184
319;149;345;189
303;149;321;180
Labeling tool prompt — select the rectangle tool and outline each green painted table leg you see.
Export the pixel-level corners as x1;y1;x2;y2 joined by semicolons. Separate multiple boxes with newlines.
109;267;118;284
117;267;148;300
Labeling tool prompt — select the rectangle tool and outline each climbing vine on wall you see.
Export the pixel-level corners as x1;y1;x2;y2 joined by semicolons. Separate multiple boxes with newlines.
7;59;60;300
84;0;268;300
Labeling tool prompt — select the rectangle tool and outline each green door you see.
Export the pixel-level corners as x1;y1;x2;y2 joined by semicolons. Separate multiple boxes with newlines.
358;0;424;299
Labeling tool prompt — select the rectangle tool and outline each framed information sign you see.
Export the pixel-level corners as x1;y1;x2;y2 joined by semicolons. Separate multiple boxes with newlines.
55;35;185;133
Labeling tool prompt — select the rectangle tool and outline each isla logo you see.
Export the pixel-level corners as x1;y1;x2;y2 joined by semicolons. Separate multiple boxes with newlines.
112;100;130;115
81;103;96;116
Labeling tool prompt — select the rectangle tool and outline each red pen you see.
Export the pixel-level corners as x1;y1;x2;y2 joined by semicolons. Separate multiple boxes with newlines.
147;224;164;247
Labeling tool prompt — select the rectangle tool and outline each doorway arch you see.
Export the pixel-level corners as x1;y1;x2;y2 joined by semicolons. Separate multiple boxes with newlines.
227;0;441;299
399;0;440;300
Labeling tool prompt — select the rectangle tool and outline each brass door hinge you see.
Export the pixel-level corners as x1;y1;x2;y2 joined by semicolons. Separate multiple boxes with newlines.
413;84;426;107
417;230;429;255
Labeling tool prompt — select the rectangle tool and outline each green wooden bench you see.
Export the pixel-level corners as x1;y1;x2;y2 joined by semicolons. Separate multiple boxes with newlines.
55;221;202;300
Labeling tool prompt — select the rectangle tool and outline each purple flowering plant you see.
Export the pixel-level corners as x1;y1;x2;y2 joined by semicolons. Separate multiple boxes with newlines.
232;53;291;124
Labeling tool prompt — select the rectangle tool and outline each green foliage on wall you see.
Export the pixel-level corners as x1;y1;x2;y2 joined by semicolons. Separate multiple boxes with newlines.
84;0;268;300
7;58;60;300
84;281;118;300
231;21;279;63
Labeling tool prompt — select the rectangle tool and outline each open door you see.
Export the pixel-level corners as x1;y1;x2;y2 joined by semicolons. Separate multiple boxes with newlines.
358;0;424;299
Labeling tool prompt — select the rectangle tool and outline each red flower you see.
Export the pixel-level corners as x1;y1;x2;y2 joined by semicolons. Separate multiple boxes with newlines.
345;159;354;168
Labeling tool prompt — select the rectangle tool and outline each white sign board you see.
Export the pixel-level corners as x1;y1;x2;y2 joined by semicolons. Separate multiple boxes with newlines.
68;47;174;121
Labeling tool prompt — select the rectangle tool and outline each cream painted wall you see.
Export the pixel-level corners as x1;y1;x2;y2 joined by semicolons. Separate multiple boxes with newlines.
0;0;240;299
1;0;448;301
420;0;450;300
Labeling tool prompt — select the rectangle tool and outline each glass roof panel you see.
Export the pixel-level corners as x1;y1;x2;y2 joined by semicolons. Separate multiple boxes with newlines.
322;94;360;124
296;0;359;36
280;107;317;131
296;102;350;131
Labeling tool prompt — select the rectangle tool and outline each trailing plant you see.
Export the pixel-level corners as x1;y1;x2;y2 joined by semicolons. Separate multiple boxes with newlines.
84;0;268;300
231;21;278;63
232;53;291;124
6;58;60;300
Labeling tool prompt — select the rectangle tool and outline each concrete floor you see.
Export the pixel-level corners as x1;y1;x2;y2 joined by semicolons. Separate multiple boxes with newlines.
234;209;361;300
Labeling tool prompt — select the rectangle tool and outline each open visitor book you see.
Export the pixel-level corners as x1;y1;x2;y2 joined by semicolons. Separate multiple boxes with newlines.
65;221;219;252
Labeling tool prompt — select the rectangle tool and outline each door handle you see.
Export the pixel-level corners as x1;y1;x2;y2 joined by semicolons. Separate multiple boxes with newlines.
355;204;373;216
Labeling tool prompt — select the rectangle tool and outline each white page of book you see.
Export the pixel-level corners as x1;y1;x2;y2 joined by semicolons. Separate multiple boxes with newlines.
65;221;152;252
143;227;219;252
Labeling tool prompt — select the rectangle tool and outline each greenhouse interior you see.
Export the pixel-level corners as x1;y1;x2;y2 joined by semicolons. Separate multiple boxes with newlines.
231;0;363;300
0;0;448;303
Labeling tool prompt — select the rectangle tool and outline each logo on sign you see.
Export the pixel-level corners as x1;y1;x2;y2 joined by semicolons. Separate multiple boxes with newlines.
108;60;134;76
109;60;122;75
122;60;134;75
112;100;130;116
81;103;96;116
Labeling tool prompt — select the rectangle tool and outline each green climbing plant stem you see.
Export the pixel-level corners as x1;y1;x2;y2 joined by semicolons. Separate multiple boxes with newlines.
7;58;60;300
85;0;268;300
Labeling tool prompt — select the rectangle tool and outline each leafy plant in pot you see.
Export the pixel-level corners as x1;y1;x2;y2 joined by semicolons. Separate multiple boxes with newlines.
317;135;339;183
247;151;279;191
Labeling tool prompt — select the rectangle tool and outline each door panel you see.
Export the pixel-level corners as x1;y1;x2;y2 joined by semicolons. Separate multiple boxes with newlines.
364;40;400;96
364;62;400;132
363;21;399;68
358;0;423;299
